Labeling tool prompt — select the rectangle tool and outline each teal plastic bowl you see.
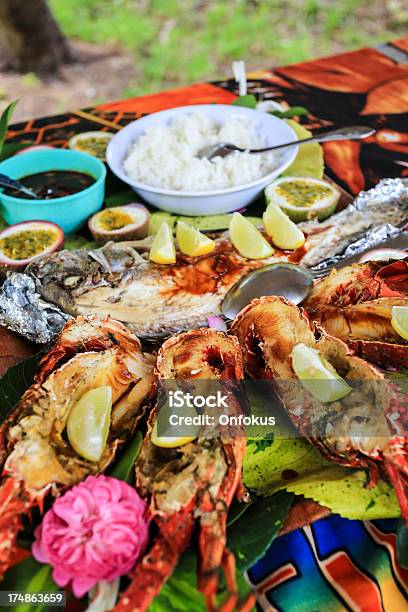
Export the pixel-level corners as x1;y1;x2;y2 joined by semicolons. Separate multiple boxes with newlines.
0;149;106;234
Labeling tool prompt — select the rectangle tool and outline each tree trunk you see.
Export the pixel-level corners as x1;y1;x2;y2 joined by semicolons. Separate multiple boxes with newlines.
0;0;72;76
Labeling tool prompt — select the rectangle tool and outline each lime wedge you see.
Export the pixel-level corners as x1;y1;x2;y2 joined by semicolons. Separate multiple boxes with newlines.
149;221;176;264
391;306;408;341
265;176;340;222
67;386;112;462
176;221;215;257
230;212;274;259
291;343;352;403
282;120;324;179
263;203;305;250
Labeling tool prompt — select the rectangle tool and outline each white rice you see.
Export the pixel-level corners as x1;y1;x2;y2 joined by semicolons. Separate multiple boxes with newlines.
123;113;279;191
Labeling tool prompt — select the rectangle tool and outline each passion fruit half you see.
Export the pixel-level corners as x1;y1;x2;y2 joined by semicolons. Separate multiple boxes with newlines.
0;220;64;271
89;204;150;243
265;176;340;222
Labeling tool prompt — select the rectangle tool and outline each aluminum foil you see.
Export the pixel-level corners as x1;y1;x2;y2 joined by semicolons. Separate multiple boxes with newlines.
310;224;404;273
302;178;408;271
0;273;70;343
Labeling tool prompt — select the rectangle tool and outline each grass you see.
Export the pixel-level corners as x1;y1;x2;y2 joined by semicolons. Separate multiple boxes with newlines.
49;0;407;96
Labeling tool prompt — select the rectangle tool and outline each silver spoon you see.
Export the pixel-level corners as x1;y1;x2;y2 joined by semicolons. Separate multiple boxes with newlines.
198;125;375;161
221;230;408;320
222;263;314;319
0;172;40;199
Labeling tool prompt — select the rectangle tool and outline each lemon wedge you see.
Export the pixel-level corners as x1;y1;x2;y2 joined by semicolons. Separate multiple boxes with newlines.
391;306;408;341
149;221;176;264
151;419;197;448
151;402;199;448
263;203;305;250
230;212;274;259
291;343;352;403
67;386;112;462
176;221;215;257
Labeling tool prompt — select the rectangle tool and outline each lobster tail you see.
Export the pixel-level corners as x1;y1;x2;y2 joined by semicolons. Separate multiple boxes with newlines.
115;329;251;610
384;440;408;523
303;259;408;369
115;511;195;611
0;478;32;579
232;296;408;525
0;316;155;578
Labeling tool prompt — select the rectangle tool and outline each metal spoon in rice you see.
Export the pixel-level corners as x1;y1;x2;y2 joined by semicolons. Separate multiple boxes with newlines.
198;125;375;161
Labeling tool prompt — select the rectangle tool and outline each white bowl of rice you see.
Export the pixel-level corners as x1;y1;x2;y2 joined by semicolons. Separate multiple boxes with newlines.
106;104;298;215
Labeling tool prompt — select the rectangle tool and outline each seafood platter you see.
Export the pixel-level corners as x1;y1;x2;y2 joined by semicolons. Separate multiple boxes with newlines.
0;96;407;611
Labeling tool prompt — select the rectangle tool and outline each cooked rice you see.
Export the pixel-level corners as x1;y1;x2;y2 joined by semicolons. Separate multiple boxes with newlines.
123;113;279;191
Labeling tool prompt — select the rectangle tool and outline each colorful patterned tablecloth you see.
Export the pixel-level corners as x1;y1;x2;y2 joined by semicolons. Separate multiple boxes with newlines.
5;39;408;612
7;42;408;198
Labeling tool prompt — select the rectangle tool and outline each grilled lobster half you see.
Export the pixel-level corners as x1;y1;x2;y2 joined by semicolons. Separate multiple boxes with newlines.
115;328;254;612
0;316;156;579
232;296;408;523
304;258;408;368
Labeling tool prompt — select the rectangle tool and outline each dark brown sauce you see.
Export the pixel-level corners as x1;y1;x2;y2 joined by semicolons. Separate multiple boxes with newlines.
163;242;259;296
4;170;95;199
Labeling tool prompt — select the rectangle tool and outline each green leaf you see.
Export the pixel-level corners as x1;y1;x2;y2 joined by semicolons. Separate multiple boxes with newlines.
231;94;257;109
104;190;137;208
396;519;408;569
269;106;309;119
63;234;98;251
0;353;41;422
2;556;60;612
0;100;18;155
148;550;206;612
149;545;254;612
149;491;292;611
226;499;251;527
250;432;274;454
282;119;324;179
0;214;8;231
386;370;408;394
108;431;142;484
243;436;400;520
228;491;295;571
0;141;31;162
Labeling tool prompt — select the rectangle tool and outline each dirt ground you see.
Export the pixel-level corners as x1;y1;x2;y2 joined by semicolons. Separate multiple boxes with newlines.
0;39;285;124
0;42;139;122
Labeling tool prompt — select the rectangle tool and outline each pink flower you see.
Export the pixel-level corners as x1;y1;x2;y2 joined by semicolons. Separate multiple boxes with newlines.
33;475;150;598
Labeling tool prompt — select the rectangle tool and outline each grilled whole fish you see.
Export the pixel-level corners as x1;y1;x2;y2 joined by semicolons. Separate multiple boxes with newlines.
27;242;269;339
5;178;408;342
